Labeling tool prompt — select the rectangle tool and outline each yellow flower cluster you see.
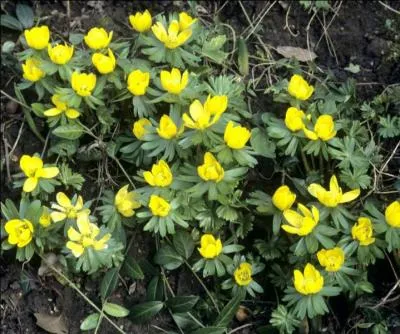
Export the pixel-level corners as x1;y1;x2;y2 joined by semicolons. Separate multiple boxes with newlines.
272;185;296;211
234;262;253;286
133;118;152;139
51;192;89;222
282;203;319;236
352;217;375;246
293;263;324;295
149;194;170;217
44;94;80;119
198;152;224;183
144;160;173;187
317;247;345;272
5;219;34;248
22;58;45;82
385;201;400;228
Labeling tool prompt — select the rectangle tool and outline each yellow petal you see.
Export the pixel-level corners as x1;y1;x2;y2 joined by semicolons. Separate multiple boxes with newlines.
66;241;84;257
65;108;80;119
50;211;67;222
340;189;361;204
39;167;59;178
23;177;38;192
308;184;325;198
57;192;72;208
44;107;63;117
283;209;303;227
67;227;81;241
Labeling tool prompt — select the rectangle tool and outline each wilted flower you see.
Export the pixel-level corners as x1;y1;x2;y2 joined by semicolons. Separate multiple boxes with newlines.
303;115;336;141
50;192;90;222
234;262;253;286
44;94;80;119
133;118;151;139
84;27;113;50
160;68;189;94
24;25;50;49
143;160;173;187
198;234;222;259
352;217;375;246
385;200;400;228
224;121;251;149
317;247;345;272
149;195;170;217
127;69;150;96
284;107;306;132
20;155;59;193
197;152;224;182
293;263;324;295
152;20;192;49
129;10;152;32
282;204;319;236
178;12;197;31
48;43;74;65
5;219;34;248
22;58;45;82
92;48;116;74
114;185;141;217
71;71;97;97
288;74;314;100
272;185;296;211
308;175;360;208
66;213;111;257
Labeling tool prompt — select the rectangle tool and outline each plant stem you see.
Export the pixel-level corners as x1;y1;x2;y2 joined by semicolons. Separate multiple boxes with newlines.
300;149;311;173
184;259;221;313
40;255;126;334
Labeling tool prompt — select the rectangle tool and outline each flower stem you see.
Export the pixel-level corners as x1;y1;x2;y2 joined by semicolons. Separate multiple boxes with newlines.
300;149;311;173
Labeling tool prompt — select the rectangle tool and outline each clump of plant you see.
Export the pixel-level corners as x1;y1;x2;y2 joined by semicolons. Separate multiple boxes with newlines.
1;5;399;334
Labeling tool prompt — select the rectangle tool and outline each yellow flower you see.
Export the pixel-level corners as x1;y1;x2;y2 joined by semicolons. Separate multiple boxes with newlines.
272;185;296;211
84;27;113;50
39;208;52;227
20;155;59;193
224;121;251;149
24;25;50;50
44;94;80;119
71;71;97;97
127;69;150;96
197;152;224;183
234;262;253;286
282;204;319;236
178;12;197;31
308;175;360;208
285;107;306;132
114;185;141;217
204;95;228;115
385;200;400;228
66;213;111;257
92;48;116;74
50;192;90;222
288;74;314;101
317;247;345;272
22;58;45;82
198;234;222;259
303;115;336;141
133;118;151;139
5;219;34;248
152;20;192;49
352;217;375;246
160;68;189;94
149;195;171;217
293;263;324;295
48;43;74;65
129;10;152;32
143;160;173;187
183;95;228;130
157;115;182;139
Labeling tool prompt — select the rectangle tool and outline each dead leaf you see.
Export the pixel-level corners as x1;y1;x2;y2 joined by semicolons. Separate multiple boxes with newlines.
276;46;317;62
34;313;68;334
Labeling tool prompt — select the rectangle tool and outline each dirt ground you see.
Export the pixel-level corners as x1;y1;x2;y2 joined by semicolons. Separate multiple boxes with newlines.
1;0;399;333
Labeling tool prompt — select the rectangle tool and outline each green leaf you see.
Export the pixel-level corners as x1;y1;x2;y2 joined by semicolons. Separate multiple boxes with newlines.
69;33;84;45
202;35;228;64
0;14;23;31
16;4;34;28
166;296;199;313
80;313;100;331
214;293;243;327
153;245;183;270
190;327;226;334
53;124;84;140
250;128;276;158
123;257;144;280
103;302;130;317
237;38;249;76
147;276;164;301
100;268;119;301
173;231;195;260
130;301;164;323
